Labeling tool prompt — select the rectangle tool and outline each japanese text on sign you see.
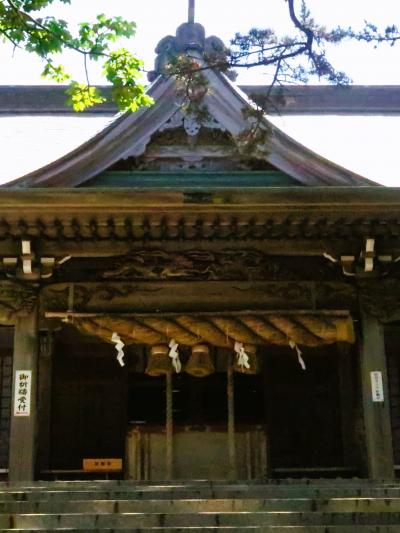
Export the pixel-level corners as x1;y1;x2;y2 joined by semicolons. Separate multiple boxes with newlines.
14;370;32;417
370;371;384;403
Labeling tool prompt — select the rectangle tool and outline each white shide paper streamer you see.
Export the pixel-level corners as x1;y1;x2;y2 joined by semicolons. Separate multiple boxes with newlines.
111;332;125;367
289;340;306;370
234;341;250;370
168;339;182;373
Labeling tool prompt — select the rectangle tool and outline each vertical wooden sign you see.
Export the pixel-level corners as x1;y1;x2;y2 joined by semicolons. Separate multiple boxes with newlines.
370;371;384;403
14;370;32;416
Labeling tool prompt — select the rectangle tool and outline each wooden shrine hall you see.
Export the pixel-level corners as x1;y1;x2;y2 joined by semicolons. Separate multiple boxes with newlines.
1;11;400;484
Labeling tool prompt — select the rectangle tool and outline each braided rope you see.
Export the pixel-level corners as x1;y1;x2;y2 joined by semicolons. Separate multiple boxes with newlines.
175;315;232;347
142;317;199;346
211;317;265;345
240;315;287;344
73;313;354;348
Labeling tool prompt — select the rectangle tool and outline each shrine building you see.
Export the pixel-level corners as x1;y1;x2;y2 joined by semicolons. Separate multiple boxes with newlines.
1;10;400;486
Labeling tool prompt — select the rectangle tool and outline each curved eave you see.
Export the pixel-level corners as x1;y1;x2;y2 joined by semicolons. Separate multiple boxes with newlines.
3;76;180;189
205;71;377;186
4;72;378;188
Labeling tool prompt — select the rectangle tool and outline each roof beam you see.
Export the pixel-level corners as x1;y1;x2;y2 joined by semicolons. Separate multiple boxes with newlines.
0;238;399;259
1;86;400;115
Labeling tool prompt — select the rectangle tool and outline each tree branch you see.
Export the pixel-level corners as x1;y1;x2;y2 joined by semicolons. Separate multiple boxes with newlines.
287;0;314;51
5;0;107;58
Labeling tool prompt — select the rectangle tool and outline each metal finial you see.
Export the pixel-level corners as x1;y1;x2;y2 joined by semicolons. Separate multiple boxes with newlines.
188;0;195;23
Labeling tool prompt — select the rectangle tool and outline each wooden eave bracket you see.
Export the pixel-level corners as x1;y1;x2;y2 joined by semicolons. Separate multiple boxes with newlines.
325;237;396;277
2;239;58;280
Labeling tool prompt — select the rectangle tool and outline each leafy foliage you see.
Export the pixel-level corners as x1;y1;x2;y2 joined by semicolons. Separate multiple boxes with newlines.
0;0;152;111
166;55;211;122
65;82;105;112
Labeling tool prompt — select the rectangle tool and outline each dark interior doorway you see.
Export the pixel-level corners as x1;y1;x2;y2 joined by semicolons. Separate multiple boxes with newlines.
128;371;264;427
50;327;127;470
264;345;346;476
49;329;350;478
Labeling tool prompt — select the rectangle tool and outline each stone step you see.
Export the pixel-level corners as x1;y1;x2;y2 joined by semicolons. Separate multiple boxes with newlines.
21;488;386;498
0;479;400;492
1;511;400;529
3;480;399;488
3;488;400;502
3;528;400;533
4;480;400;488
1;497;400;514
4;528;400;533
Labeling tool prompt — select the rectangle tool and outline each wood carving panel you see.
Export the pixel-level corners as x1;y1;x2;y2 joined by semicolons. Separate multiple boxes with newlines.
102;250;299;281
0;281;37;324
358;279;400;323
57;250;338;283
41;280;353;315
315;282;357;312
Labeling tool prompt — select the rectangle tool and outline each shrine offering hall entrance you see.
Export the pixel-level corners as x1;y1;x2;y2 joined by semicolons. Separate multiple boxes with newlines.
46;325;358;481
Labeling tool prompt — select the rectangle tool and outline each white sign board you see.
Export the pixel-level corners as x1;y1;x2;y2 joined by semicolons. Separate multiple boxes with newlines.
14;370;32;417
370;371;384;403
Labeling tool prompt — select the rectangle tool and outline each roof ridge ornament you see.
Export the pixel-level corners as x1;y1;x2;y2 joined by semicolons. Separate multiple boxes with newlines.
148;0;231;82
188;0;195;23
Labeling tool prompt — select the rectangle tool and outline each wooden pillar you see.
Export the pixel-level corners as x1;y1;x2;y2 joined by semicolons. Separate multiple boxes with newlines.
360;312;394;479
227;361;236;480
9;308;39;482
337;343;356;466
165;372;173;480
37;331;54;474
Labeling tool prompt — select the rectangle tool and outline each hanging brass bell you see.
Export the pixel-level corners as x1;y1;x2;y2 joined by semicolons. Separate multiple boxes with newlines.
233;344;260;375
185;344;215;378
145;344;173;376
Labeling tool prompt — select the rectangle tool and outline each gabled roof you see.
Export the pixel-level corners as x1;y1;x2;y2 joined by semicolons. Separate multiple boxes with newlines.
4;66;376;188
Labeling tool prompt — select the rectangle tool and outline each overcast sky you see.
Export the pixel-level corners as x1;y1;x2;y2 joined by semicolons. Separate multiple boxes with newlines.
1;0;400;85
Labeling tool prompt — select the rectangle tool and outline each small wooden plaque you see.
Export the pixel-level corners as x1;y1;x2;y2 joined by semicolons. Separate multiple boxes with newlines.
82;458;122;472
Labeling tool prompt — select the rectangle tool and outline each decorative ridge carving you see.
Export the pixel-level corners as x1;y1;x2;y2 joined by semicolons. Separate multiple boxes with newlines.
148;22;230;82
158;109;225;137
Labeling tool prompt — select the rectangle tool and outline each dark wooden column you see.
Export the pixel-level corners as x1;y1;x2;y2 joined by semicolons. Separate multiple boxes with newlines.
165;372;173;480
360;312;394;479
9;308;39;482
37;332;54;474
227;361;236;480
337;343;356;467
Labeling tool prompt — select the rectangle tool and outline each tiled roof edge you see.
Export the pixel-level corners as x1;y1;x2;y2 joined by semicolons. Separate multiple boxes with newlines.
1;85;399;115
